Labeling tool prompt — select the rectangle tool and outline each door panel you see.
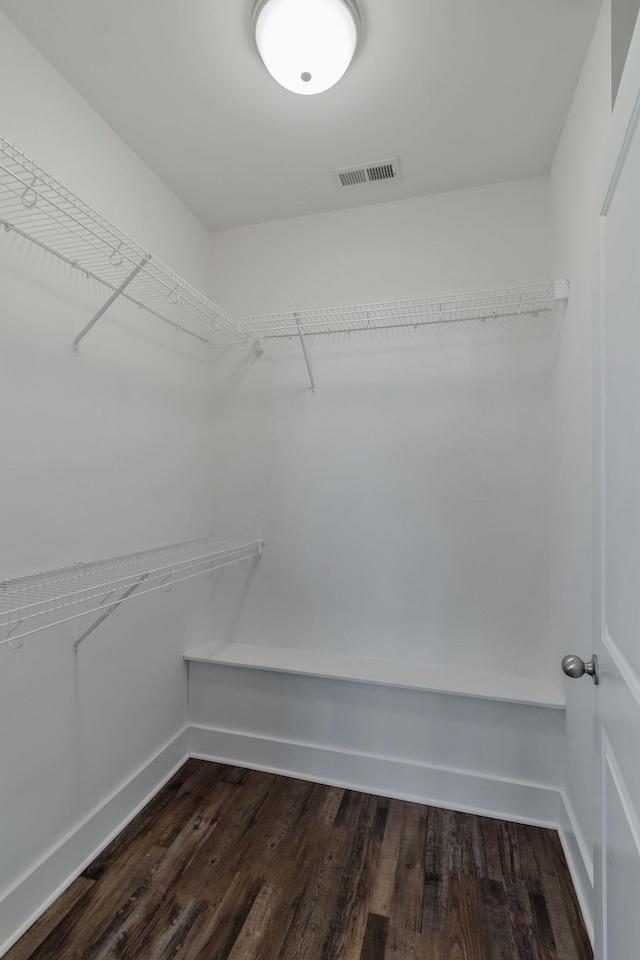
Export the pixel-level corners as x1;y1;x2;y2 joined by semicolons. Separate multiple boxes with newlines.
597;17;640;957
603;117;640;680
601;734;640;960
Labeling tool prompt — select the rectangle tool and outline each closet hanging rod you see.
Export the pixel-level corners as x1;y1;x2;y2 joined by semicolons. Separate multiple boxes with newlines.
0;536;264;649
0;137;251;349
239;280;569;339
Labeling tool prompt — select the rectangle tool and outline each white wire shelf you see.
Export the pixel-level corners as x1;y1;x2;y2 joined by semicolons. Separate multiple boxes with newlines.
239;280;569;339
0;137;250;349
0;134;568;353
0;536;264;648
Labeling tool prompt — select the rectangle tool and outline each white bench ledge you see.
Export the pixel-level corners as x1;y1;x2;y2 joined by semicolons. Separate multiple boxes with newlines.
185;642;565;710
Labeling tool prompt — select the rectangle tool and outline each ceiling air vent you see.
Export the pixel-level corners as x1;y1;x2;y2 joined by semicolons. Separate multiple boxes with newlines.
331;157;402;189
339;168;367;187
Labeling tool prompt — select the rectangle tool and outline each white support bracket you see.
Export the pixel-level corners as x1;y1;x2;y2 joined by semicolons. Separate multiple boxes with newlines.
73;573;148;654
72;256;150;351
295;315;315;392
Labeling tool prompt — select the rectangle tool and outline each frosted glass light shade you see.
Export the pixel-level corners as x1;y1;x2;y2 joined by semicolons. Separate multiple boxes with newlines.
254;0;359;95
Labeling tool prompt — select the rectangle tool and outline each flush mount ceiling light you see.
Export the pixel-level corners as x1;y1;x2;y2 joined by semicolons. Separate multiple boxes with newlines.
252;0;360;95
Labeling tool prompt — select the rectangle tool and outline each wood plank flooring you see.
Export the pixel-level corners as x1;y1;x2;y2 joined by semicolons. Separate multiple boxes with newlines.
5;760;593;960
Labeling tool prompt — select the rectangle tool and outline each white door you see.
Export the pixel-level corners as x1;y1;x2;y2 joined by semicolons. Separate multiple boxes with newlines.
594;16;640;960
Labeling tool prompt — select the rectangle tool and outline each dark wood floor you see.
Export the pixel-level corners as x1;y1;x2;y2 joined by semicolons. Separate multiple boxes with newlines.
6;760;592;960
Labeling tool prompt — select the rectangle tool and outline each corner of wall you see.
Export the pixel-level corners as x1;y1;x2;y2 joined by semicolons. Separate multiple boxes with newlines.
0;727;190;959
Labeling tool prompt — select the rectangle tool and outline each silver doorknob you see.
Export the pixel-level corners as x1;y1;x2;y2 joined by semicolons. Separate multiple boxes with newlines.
562;654;599;684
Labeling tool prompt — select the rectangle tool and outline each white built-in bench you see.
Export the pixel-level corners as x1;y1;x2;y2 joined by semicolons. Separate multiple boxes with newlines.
185;642;564;710
184;642;565;829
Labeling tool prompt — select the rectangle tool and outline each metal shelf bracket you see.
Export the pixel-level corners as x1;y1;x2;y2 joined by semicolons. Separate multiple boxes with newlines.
73;573;148;654
72;256;150;351
295;315;315;392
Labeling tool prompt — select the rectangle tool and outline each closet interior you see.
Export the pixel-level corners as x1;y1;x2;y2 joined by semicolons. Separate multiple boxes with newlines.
0;0;614;956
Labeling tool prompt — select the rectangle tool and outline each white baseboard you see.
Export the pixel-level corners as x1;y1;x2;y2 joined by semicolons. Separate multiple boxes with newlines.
0;726;190;959
189;724;560;827
558;790;595;947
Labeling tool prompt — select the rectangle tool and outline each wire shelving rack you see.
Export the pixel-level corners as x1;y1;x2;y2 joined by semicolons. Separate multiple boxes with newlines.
0;136;568;379
239;281;568;339
0;536;264;650
0;137;251;349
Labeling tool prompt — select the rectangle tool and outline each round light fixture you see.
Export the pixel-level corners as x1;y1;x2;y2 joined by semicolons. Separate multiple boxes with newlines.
252;0;360;96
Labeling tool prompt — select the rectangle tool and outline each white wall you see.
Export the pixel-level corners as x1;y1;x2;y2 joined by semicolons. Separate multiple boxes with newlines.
206;178;555;674
549;0;611;916
612;0;640;100
0;15;213;288
0;13;220;947
209;176;552;315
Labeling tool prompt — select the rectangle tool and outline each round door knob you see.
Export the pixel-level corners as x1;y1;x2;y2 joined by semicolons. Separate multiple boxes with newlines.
561;654;599;684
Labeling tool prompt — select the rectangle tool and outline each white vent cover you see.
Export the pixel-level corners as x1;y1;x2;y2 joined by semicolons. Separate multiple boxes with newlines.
332;158;402;189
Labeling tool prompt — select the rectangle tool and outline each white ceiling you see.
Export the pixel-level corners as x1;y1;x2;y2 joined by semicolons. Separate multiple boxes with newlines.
0;0;601;230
